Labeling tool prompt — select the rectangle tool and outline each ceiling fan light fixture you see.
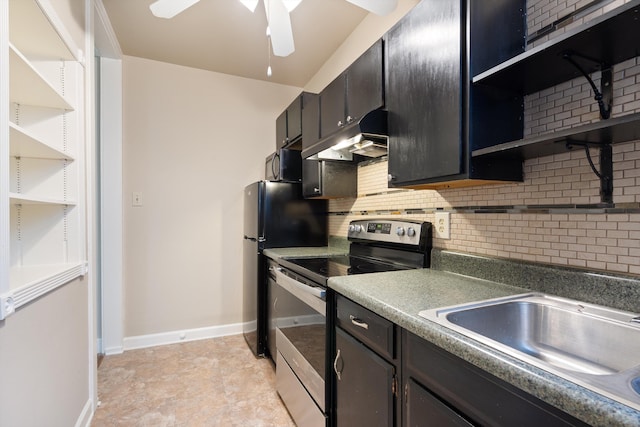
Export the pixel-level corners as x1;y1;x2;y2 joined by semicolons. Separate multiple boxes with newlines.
239;0;260;12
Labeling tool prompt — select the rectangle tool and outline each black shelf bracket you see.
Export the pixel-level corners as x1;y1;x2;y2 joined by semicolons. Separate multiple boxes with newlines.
562;51;612;120
565;140;613;205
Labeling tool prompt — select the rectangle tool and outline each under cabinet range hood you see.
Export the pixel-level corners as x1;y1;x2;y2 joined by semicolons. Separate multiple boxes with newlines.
302;109;388;161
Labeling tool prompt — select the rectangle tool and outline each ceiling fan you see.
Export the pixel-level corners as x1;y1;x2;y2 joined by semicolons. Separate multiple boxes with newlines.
149;0;399;57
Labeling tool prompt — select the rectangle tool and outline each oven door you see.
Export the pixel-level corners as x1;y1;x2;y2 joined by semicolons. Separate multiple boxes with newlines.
273;267;326;425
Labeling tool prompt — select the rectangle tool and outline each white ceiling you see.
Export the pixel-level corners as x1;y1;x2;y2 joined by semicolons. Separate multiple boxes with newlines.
101;0;373;87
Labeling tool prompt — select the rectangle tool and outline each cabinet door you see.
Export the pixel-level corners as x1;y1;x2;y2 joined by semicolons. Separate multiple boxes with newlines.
276;110;288;149
302;159;322;198
302;93;320;150
346;39;384;124
320;73;347;137
287;96;303;142
386;0;462;186
303;161;357;199
404;378;473;427
335;328;395;427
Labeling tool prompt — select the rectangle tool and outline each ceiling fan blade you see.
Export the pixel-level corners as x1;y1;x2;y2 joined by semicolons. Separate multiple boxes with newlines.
239;0;259;12
282;0;302;12
149;0;201;19
267;0;295;57
345;0;398;16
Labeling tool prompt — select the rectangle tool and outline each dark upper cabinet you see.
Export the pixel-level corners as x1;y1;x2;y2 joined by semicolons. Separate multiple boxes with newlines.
276;110;288;149
276;93;307;149
302;93;320;150
302;159;356;199
386;0;524;189
320;74;347;138
320;39;384;138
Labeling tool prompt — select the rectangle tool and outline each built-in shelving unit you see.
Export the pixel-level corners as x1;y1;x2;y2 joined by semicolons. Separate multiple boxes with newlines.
472;1;640;157
473;0;640;95
1;0;86;319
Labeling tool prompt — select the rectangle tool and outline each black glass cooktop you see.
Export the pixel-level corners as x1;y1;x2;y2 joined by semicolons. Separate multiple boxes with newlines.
283;255;409;280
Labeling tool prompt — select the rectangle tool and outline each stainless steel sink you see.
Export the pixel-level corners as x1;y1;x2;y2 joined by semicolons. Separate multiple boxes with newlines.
419;293;640;410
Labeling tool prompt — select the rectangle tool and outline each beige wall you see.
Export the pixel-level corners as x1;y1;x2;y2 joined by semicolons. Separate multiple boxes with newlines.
0;277;89;426
122;55;301;337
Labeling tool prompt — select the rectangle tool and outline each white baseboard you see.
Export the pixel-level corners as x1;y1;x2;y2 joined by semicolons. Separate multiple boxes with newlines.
75;398;93;427
103;344;124;355
122;322;244;351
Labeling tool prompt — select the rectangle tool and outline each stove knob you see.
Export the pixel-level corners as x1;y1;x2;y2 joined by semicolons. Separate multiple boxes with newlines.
354;225;363;233
349;225;356;233
407;227;416;237
396;227;405;236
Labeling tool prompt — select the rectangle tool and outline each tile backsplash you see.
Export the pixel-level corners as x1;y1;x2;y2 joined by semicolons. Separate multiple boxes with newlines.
328;0;640;276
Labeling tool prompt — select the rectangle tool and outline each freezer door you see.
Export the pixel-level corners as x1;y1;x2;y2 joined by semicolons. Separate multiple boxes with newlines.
262;181;327;248
243;182;262;240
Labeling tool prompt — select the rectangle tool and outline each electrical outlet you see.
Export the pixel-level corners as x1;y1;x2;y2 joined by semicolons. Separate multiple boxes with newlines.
132;192;143;207
434;211;451;240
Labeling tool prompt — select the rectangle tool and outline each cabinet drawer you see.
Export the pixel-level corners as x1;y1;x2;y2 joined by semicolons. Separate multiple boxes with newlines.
336;295;395;360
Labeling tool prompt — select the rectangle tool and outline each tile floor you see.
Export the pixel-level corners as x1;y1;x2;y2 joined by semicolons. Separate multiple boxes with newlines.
92;335;296;426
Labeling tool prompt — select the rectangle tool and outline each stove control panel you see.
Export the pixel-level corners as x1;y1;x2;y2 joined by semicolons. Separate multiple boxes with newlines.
347;219;431;249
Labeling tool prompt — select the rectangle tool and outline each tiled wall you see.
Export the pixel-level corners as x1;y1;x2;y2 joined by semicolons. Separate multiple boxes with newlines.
328;0;640;276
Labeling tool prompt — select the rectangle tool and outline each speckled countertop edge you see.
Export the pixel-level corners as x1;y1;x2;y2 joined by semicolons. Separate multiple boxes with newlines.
329;268;640;427
263;246;348;259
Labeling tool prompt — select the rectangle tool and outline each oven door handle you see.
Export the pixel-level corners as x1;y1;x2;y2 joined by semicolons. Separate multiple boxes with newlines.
275;269;326;315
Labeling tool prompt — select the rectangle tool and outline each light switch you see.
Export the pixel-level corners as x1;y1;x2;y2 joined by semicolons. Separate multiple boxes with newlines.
132;192;143;207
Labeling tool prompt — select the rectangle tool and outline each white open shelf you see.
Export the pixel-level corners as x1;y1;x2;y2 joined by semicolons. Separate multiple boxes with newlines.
9;121;73;160
9;192;76;206
9;43;74;110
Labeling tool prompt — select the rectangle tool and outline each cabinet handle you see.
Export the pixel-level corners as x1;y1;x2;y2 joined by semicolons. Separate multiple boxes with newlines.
337;120;343;127
273;297;278;311
349;314;369;330
387;174;395;182
346;115;353;123
334;349;342;381
314;187;320;193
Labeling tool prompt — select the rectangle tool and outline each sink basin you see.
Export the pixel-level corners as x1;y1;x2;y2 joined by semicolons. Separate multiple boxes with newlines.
419;293;640;410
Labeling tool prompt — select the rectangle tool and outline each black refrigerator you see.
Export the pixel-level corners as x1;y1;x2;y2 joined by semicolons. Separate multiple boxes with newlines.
243;181;327;356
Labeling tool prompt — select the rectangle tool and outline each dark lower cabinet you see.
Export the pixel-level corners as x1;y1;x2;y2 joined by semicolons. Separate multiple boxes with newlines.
330;293;590;427
405;378;473;427
402;330;589;427
335;328;396;427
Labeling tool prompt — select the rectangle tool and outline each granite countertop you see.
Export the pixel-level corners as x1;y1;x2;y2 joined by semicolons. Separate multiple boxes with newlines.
329;268;640;427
